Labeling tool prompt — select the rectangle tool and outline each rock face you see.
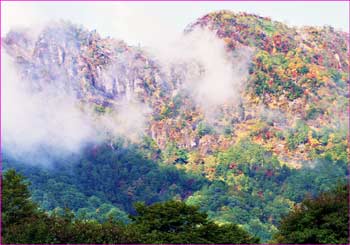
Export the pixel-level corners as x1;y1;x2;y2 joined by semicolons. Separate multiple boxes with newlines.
3;22;167;107
3;12;349;167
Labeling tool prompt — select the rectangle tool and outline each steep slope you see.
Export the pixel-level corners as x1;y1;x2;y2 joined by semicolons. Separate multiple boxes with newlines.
185;11;349;168
3;11;349;241
4;14;348;168
3;22;167;107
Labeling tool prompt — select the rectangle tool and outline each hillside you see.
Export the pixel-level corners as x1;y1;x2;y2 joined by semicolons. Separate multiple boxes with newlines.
2;11;349;241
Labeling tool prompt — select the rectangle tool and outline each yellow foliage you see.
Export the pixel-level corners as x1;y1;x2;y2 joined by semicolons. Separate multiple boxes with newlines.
264;141;274;151
308;130;320;147
222;14;232;20
287;57;304;71
188;151;200;165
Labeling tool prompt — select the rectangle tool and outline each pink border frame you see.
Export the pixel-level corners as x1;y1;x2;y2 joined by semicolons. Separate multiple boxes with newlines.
0;1;349;245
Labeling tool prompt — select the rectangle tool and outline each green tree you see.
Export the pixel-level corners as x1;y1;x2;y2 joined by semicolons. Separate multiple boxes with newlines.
1;169;139;243
2;169;38;224
2;169;54;243
273;184;349;244
130;200;259;243
197;122;214;138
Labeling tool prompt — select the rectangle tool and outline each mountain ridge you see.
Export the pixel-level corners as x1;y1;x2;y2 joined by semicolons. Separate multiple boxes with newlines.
2;11;349;241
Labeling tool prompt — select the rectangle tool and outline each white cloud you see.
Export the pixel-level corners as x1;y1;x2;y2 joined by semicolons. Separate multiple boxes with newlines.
2;1;348;44
150;28;252;119
1;50;150;165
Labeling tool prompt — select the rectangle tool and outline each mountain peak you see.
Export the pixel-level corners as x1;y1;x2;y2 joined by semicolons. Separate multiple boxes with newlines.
3;11;349;167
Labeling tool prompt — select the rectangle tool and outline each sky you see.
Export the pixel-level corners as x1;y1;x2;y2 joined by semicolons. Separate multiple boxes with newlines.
1;1;349;48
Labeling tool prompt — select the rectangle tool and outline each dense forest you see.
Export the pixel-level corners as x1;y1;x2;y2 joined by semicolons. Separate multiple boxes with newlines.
2;169;348;244
2;169;259;244
2;10;349;243
3;135;347;241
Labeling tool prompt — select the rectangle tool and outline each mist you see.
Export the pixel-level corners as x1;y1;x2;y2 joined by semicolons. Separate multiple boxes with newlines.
1;51;150;165
149;27;252;120
2;14;252;165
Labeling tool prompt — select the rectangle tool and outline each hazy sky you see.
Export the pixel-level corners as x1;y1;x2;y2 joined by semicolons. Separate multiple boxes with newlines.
2;1;349;47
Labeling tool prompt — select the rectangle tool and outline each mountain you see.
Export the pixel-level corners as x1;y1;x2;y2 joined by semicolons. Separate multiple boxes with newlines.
2;11;348;241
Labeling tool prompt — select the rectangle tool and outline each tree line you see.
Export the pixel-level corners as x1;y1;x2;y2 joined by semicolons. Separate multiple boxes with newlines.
2;169;348;244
